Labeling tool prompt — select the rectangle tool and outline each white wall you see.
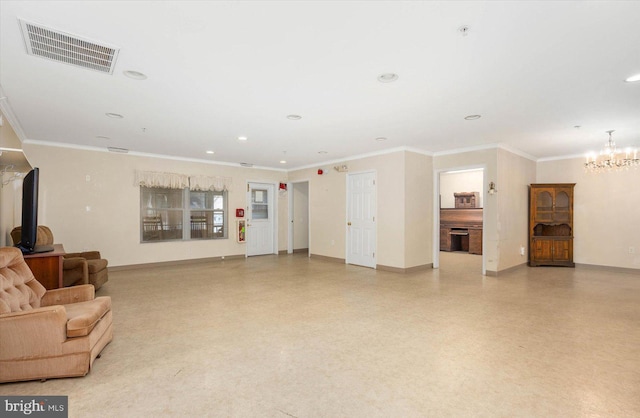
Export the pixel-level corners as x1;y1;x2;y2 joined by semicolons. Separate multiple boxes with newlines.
22;143;287;267
537;157;640;269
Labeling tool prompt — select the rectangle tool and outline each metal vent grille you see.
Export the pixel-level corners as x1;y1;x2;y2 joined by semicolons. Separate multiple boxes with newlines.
19;19;119;74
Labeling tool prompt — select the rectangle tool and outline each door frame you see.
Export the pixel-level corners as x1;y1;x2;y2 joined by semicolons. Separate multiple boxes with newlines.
245;180;278;257
433;165;486;275
345;169;377;268
287;180;311;256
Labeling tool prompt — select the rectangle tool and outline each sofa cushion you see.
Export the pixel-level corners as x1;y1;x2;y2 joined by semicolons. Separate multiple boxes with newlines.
0;247;46;314
64;296;111;338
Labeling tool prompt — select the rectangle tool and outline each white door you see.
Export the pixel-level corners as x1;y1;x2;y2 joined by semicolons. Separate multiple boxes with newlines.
347;171;376;268
247;182;275;256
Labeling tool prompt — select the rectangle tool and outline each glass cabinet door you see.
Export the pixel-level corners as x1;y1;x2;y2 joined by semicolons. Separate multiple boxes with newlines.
533;189;554;222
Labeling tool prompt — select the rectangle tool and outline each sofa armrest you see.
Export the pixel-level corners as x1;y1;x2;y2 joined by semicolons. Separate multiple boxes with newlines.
63;257;87;270
65;251;101;260
0;306;68;360
62;257;89;286
41;284;95;307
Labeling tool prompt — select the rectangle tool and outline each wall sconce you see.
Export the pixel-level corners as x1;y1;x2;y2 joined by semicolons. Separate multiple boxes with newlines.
488;181;498;195
334;165;349;172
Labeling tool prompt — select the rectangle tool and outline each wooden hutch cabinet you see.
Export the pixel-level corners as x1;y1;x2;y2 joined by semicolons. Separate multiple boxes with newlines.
529;183;575;267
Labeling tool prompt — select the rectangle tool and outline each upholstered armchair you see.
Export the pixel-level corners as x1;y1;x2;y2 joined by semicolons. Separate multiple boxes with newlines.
11;226;108;290
0;247;113;383
64;251;108;290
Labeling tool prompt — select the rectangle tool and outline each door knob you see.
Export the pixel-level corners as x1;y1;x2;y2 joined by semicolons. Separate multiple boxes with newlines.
347;222;351;226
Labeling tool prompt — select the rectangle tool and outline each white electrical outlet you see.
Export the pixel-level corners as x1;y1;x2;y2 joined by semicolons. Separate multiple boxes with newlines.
630;247;636;254
520;246;525;256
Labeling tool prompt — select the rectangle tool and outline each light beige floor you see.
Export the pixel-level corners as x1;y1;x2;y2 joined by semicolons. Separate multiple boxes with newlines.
2;253;639;418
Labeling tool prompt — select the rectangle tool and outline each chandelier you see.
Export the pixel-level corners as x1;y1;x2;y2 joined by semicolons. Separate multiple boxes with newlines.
584;130;639;172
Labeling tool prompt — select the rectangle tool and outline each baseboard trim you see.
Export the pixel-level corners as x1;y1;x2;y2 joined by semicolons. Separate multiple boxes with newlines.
309;254;345;264
575;263;640;275
377;263;433;273
109;254;246;272
293;248;309;254
485;262;528;277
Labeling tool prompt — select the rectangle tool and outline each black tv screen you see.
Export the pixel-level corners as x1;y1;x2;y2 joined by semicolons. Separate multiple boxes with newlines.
16;167;53;254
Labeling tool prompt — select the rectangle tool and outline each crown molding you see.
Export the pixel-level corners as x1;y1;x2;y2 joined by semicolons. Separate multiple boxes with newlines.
0;86;27;143
288;146;434;172
22;139;288;172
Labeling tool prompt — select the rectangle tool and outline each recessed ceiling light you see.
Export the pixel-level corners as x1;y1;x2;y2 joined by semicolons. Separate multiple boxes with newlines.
237;136;248;141
280;160;287;164
624;73;640;83
123;70;147;80
206;150;215;154
286;115;302;120
105;113;123;119
375;137;387;141
377;73;399;83
464;114;481;120
96;135;110;140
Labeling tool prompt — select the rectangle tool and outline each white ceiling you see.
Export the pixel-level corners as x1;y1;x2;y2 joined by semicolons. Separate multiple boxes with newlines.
1;1;639;170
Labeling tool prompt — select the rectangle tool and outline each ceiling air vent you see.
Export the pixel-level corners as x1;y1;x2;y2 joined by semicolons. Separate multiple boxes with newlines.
19;19;119;74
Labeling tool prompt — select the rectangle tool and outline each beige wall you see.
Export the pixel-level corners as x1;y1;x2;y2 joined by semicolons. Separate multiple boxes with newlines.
22;143;287;267
434;148;536;274
288;164;346;260
288;150;431;270
537;157;640;269
0;112;25;246
434;149;498;273
13;140;635;272
292;182;309;250
404;151;433;269
497;149;537;271
440;169;484;208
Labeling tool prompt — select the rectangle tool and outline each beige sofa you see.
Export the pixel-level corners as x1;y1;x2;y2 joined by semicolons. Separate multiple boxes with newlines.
0;247;113;383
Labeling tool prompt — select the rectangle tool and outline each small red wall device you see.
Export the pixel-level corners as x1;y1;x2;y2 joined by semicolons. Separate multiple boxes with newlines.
236;208;245;218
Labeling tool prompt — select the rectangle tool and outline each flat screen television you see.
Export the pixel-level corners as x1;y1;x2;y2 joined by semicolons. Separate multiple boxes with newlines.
15;167;53;254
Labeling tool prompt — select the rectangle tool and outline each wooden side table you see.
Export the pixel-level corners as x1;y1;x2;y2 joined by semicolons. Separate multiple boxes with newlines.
23;244;65;290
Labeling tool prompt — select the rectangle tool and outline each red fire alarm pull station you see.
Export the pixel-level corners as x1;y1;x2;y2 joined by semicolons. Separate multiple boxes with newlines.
236;208;245;218
317;169;324;175
279;182;287;191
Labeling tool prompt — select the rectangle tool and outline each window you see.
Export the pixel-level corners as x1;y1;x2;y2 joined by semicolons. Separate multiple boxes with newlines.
141;187;227;242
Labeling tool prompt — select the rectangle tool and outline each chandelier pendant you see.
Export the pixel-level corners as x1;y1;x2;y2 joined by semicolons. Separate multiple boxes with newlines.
584;130;639;172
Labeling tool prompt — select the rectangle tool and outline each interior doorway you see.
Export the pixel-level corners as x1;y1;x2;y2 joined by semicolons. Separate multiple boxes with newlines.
346;170;377;268
434;167;486;274
287;181;310;255
246;182;276;257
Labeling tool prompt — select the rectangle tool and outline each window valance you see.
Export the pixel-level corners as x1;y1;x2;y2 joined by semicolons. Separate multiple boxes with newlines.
135;170;231;191
189;175;232;192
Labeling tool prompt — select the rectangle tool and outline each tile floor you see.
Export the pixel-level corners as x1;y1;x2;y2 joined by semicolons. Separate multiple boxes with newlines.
1;253;639;417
